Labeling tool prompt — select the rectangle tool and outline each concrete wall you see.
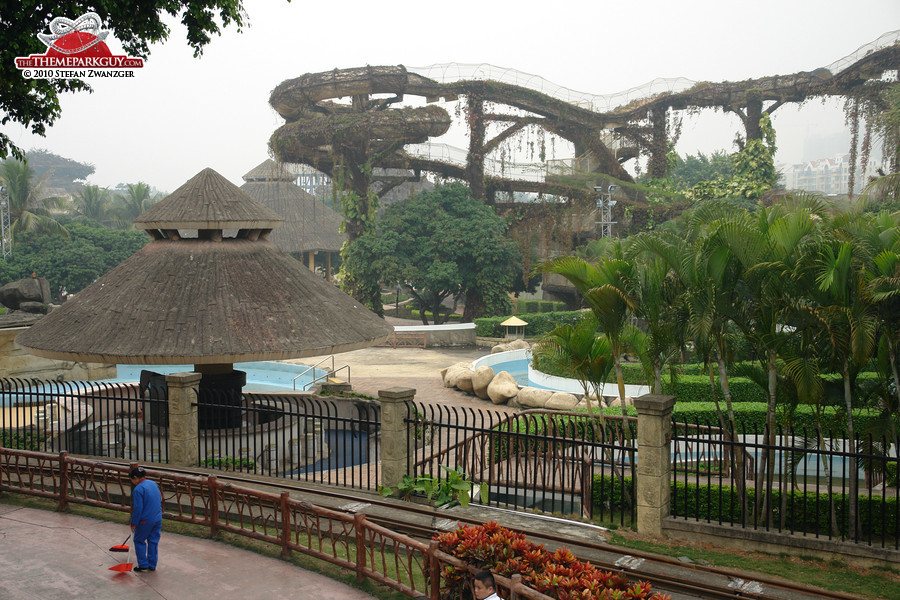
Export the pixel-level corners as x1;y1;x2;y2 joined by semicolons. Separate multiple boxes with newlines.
0;326;115;381
394;323;476;347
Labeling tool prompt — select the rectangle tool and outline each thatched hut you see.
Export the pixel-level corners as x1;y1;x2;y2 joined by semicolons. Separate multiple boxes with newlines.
240;159;344;280
16;168;392;422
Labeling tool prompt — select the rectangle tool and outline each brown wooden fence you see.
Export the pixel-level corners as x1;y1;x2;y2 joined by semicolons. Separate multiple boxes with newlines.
0;445;551;600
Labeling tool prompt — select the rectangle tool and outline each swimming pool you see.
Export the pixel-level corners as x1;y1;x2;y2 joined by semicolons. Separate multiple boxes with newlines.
472;349;650;396
112;362;325;392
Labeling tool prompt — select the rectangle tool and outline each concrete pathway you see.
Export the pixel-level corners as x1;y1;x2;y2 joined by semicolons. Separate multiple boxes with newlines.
0;504;377;600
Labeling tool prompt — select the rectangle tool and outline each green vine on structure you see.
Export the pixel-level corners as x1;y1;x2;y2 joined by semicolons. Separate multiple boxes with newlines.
688;114;777;202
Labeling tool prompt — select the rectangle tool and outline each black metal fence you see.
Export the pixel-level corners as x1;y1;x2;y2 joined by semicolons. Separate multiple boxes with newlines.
407;402;637;522
671;418;900;549
0;378;167;462
195;391;381;491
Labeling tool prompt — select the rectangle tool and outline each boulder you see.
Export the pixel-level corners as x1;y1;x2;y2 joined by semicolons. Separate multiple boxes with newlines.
545;391;579;410
456;371;475;393
0;277;51;309
441;362;471;387
607;396;635;408
487;371;519;404
17;301;48;314
516;386;553;408
472;366;495;399
506;339;530;350
490;343;510;354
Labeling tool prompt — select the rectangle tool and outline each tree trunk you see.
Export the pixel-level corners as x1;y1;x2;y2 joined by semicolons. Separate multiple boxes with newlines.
465;94;486;201
717;344;748;526
843;362;859;540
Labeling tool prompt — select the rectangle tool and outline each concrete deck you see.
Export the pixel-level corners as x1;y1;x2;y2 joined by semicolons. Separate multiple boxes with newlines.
0;503;377;600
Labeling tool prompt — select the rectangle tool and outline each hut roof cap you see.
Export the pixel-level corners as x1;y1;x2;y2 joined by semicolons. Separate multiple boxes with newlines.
134;167;284;230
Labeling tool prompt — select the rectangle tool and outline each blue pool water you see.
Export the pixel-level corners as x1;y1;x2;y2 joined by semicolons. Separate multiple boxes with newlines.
489;359;531;386
0;362;323;406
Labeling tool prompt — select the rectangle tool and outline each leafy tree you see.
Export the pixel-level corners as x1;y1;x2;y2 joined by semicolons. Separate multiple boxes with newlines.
688;115;778;202
668;150;733;190
0;158;68;241
0;223;148;295
1;1;251;160
344;184;518;324
25;149;94;190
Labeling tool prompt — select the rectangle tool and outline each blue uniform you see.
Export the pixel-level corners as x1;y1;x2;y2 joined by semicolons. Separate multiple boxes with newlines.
131;478;162;569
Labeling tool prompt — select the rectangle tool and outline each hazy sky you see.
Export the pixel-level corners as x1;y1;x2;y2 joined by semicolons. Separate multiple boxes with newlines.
3;0;899;192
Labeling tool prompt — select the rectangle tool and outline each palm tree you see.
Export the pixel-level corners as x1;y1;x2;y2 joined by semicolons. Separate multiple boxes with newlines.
0;158;68;240
111;182;156;228
73;185;111;224
534;313;634;511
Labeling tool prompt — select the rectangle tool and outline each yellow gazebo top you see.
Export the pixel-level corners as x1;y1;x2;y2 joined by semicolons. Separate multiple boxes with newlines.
500;316;528;327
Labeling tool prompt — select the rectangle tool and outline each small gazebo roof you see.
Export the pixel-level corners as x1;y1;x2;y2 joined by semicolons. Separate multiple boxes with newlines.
500;316;528;327
134;167;284;231
17;168;392;364
240;160;345;254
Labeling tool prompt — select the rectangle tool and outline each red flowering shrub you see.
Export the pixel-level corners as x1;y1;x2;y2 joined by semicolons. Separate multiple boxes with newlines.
434;522;669;600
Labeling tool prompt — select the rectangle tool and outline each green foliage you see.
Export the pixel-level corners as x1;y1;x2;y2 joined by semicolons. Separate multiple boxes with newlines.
474;310;586;337
0;430;45;450
669;402;885;433
1;1;248;160
409;309;462;322
345;184;519;324
512;299;566;314
687;115;778;202
199;456;256;471
0;223;148;295
380;465;486;508
668;481;898;538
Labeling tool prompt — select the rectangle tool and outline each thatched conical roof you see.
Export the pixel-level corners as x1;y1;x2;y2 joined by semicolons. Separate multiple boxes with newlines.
135;167;284;231
242;159;296;183
241;160;345;254
17;168;392;364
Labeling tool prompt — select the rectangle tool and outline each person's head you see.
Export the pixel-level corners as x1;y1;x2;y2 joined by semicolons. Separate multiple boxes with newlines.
129;466;146;483
473;570;496;600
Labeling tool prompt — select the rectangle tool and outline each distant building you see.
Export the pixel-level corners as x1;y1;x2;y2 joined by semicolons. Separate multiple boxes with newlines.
779;153;879;196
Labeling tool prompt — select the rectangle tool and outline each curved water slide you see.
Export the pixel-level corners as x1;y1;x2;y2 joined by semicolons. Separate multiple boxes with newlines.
268;31;899;201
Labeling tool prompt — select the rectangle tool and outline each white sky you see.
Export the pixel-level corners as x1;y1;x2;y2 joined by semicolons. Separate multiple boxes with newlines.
3;0;899;193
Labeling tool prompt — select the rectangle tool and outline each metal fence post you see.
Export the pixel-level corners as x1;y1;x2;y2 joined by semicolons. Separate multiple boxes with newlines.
378;387;416;492
633;394;676;536
166;372;201;467
280;491;291;558
58;451;68;511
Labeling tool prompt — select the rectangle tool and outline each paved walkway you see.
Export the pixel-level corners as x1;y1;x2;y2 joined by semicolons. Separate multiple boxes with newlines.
0;504;378;600
0;344;504;600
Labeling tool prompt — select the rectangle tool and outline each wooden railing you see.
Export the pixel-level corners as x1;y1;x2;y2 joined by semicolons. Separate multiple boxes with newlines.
0;445;552;600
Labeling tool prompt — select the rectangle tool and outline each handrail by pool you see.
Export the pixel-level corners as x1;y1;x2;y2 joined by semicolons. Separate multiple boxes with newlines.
302;364;351;391
293;355;335;390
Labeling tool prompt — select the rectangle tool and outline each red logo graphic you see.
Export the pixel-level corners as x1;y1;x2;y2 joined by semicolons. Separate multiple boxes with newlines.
15;12;143;75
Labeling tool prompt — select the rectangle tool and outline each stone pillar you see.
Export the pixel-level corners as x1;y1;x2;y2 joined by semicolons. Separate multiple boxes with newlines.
378;387;416;492
166;372;201;467
633;394;676;536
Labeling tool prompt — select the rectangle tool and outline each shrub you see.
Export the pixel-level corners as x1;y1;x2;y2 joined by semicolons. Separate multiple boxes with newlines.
475;310;587;337
513;299;566;315
435;521;669;600
200;456;255;471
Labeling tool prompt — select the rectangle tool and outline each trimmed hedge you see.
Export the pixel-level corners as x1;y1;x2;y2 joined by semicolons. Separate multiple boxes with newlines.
512;299;566;315
474;310;587;337
409;310;463;322
591;475;898;538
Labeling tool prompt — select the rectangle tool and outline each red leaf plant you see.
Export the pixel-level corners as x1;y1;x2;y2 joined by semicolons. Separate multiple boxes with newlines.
434;522;669;600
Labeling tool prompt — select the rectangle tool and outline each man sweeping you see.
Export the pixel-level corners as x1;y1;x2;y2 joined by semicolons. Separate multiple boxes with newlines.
129;466;162;573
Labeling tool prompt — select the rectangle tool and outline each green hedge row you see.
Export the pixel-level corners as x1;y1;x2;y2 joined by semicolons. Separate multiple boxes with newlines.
590;475;898;538
474;310;587;337
409;310;463;322
589;403;887;435
512;299;567;315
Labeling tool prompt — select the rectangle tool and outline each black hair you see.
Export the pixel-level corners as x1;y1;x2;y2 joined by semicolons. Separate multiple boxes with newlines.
474;570;495;590
129;466;146;479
